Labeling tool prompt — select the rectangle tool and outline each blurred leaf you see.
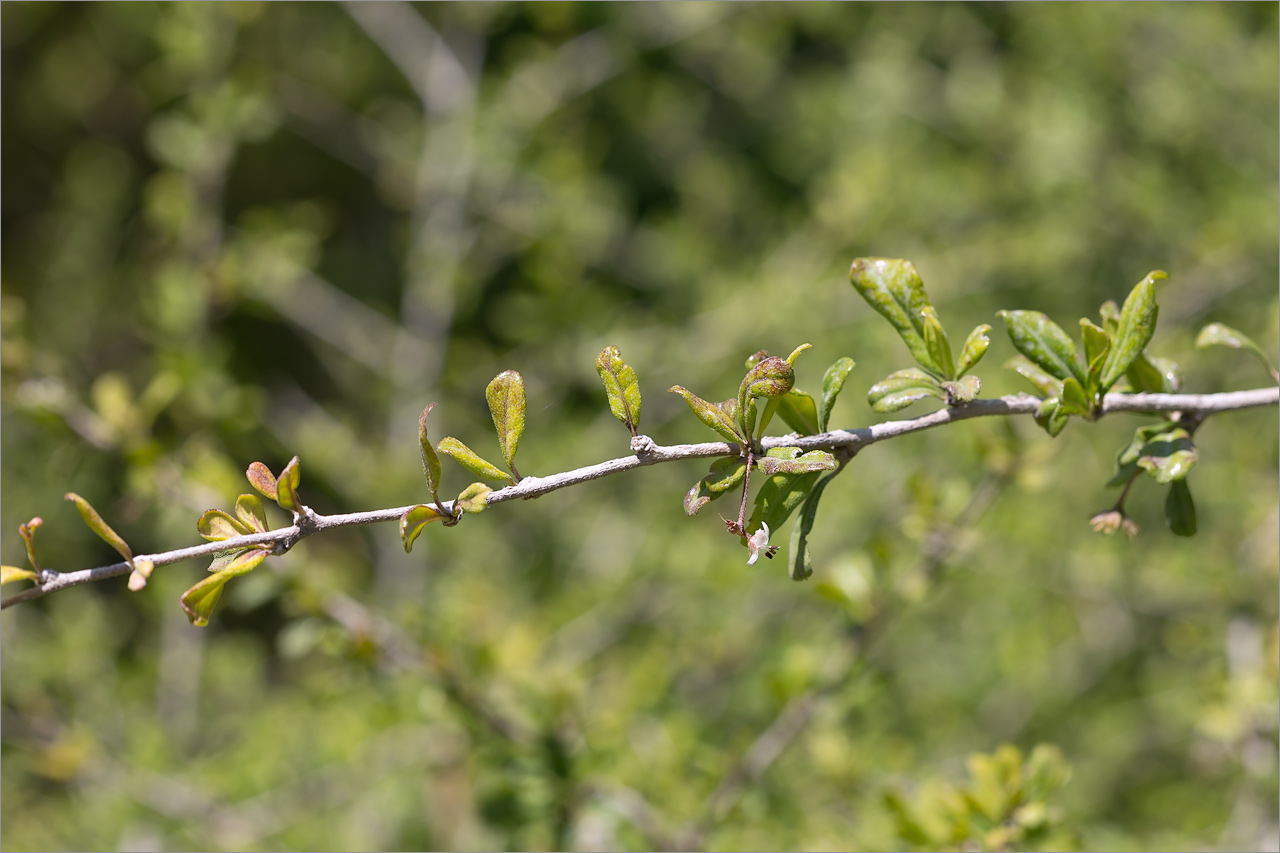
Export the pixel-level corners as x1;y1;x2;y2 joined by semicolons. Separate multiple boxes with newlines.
437;437;512;483
788;471;838;581
127;558;154;592
818;356;856;432
1059;376;1090;415
246;461;278;501
1125;351;1181;393
997;310;1084;385
684;456;748;516
1005;354;1063;398
1;565;39;586
275;456;302;514
455;482;492;515
1196;322;1279;381
595;346;642;435
776;389;819;435
180;547;270;627
756;449;836;475
1098;299;1121;337
1136;426;1198;484
956;324;991;378
669;385;744;444
485;369;526;478
868;367;946;413
64;492;133;564
400;504;448;552
418;403;444;502
1034;397;1069;438
1098;270;1165;392
18;517;43;572
1165;479;1197;537
1079;318;1110;389
921;305;955;379
197;509;251;542
849;257;939;373
234;494;269;534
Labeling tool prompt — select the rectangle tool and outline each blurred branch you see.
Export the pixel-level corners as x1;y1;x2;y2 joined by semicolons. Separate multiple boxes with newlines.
3;386;1276;610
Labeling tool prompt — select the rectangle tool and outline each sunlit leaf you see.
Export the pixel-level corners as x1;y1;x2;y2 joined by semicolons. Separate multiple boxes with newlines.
921;305;955;379
18;517;43;571
1079;318;1110;390
776;389;819;435
1004;355;1063;398
64;492;133;564
849;257;939;373
595;346;642;435
455;482;492;514
1033;397;1068;438
127;558;154;592
276;456;303;514
668;385;744;444
868;367;946;413
180;546;270;627
246;461;278;501
437;437;512;483
197;509;251;542
400;504;448;552
419;403;443;501
756;449;836;475
486;369;526;477
956;324;991;378
1196;322;1278;381
1059;376;1090;416
943;374;981;404
818;357;856;432
748;448;823;534
234;494;269;534
1165;479;1196;537
683;456;748;516
997;310;1084;385
1098;270;1165;392
1;565;39;586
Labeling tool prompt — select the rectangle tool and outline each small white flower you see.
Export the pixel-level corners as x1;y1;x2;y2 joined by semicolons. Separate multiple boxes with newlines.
746;522;771;566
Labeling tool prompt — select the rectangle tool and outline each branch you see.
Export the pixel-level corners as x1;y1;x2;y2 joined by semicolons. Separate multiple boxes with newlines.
4;387;1275;610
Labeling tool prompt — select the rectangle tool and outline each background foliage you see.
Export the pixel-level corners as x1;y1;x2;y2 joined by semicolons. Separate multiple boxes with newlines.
2;3;1277;850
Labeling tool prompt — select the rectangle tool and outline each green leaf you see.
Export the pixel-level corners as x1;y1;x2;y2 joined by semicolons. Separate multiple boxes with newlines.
180;547;270;627
64;492;133;564
943;374;981;404
956;324;992;378
1059;376;1090;416
275;456;302;514
1165;479;1196;537
1079;318;1110;390
1135;426;1198;484
775;389;819;435
595;346;642;435
748;449;823;534
437;437;513;483
418;403;443;502
921;305;955;379
1098;299;1121;338
197;509;251;541
234;494;269;534
1034;397;1069;438
818;357;856;432
486;369;526;478
455;482;492;515
789;472;837;581
400;504;448;552
997;310;1085;385
1004;355;1063;398
668;385;744;444
848;257;939;373
684;457;748;516
1124;352;1178;393
1098;270;1165;392
756;449;836;475
1196;322;1279;381
868;367;946;413
1;565;39;586
246;461;278;501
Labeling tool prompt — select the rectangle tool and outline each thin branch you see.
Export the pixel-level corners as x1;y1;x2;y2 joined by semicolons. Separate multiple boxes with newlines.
3;386;1275;610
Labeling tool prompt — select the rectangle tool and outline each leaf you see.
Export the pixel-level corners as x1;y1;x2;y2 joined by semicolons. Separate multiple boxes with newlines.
789;472;837;581
867;367;946;413
756;449;836;475
1135;426;1198;484
1;565;39;586
1196;322;1279;380
1098;270;1165;392
1004;355;1063;398
848;257;939;373
1059;376;1090;416
748;449;823;534
957;324;992;378
275;456;302;514
668;386;744;444
486;369;526;477
943;374;981;404
1165;479;1197;537
455;482;492;515
776;389;819;435
180;547;270;627
234;494;269;534
418;403;443;501
684;457;748;516
18;517;43;571
1079;318;1110;390
921;305;955;379
197;509;251;541
997;310;1085;385
1125;352;1172;393
437;437;513;483
818;357;856;432
246;461;278;501
1107;423;1167;486
400;504;448;552
1098;299;1121;338
64;492;133;564
1034;397;1069;438
596;346;642;435
783;343;813;367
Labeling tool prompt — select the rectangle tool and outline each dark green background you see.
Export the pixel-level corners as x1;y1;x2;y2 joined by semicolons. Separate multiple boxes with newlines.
2;3;1277;850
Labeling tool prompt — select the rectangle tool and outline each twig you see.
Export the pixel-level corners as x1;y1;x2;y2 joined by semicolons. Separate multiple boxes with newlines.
3;387;1276;610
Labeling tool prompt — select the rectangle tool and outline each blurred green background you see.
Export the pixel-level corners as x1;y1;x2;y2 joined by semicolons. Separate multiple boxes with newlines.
2;3;1277;850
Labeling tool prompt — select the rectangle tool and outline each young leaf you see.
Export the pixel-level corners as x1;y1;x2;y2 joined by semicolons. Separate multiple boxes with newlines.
18;517;43;572
867;368;946;413
956;324;991;378
197;509;251;542
2;565;39;586
748;467;822;539
943;374;981;404
818;357;856;432
1165;479;1196;537
756;449;836;475
776;389;819;435
997;310;1085;385
437;437;513;483
1098;270;1166;392
64;492;133;565
1059;376;1090;416
400;504;448;552
668;386;744;444
455;482;492;515
1135;426;1198;484
684;457;748;516
275;456;302;514
1033;397;1069;438
1098;299;1121;338
418;403;444;502
1126;353;1180;394
1079;318;1110;390
180;546;270;627
783;343;813;367
1196;322;1279;381
1107;423;1168;486
596;346;642;435
848;258;938;373
246;461;278;501
486;369;526;478
789;473;838;581
921;305;955;379
234;494;270;534
1004;355;1063;398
